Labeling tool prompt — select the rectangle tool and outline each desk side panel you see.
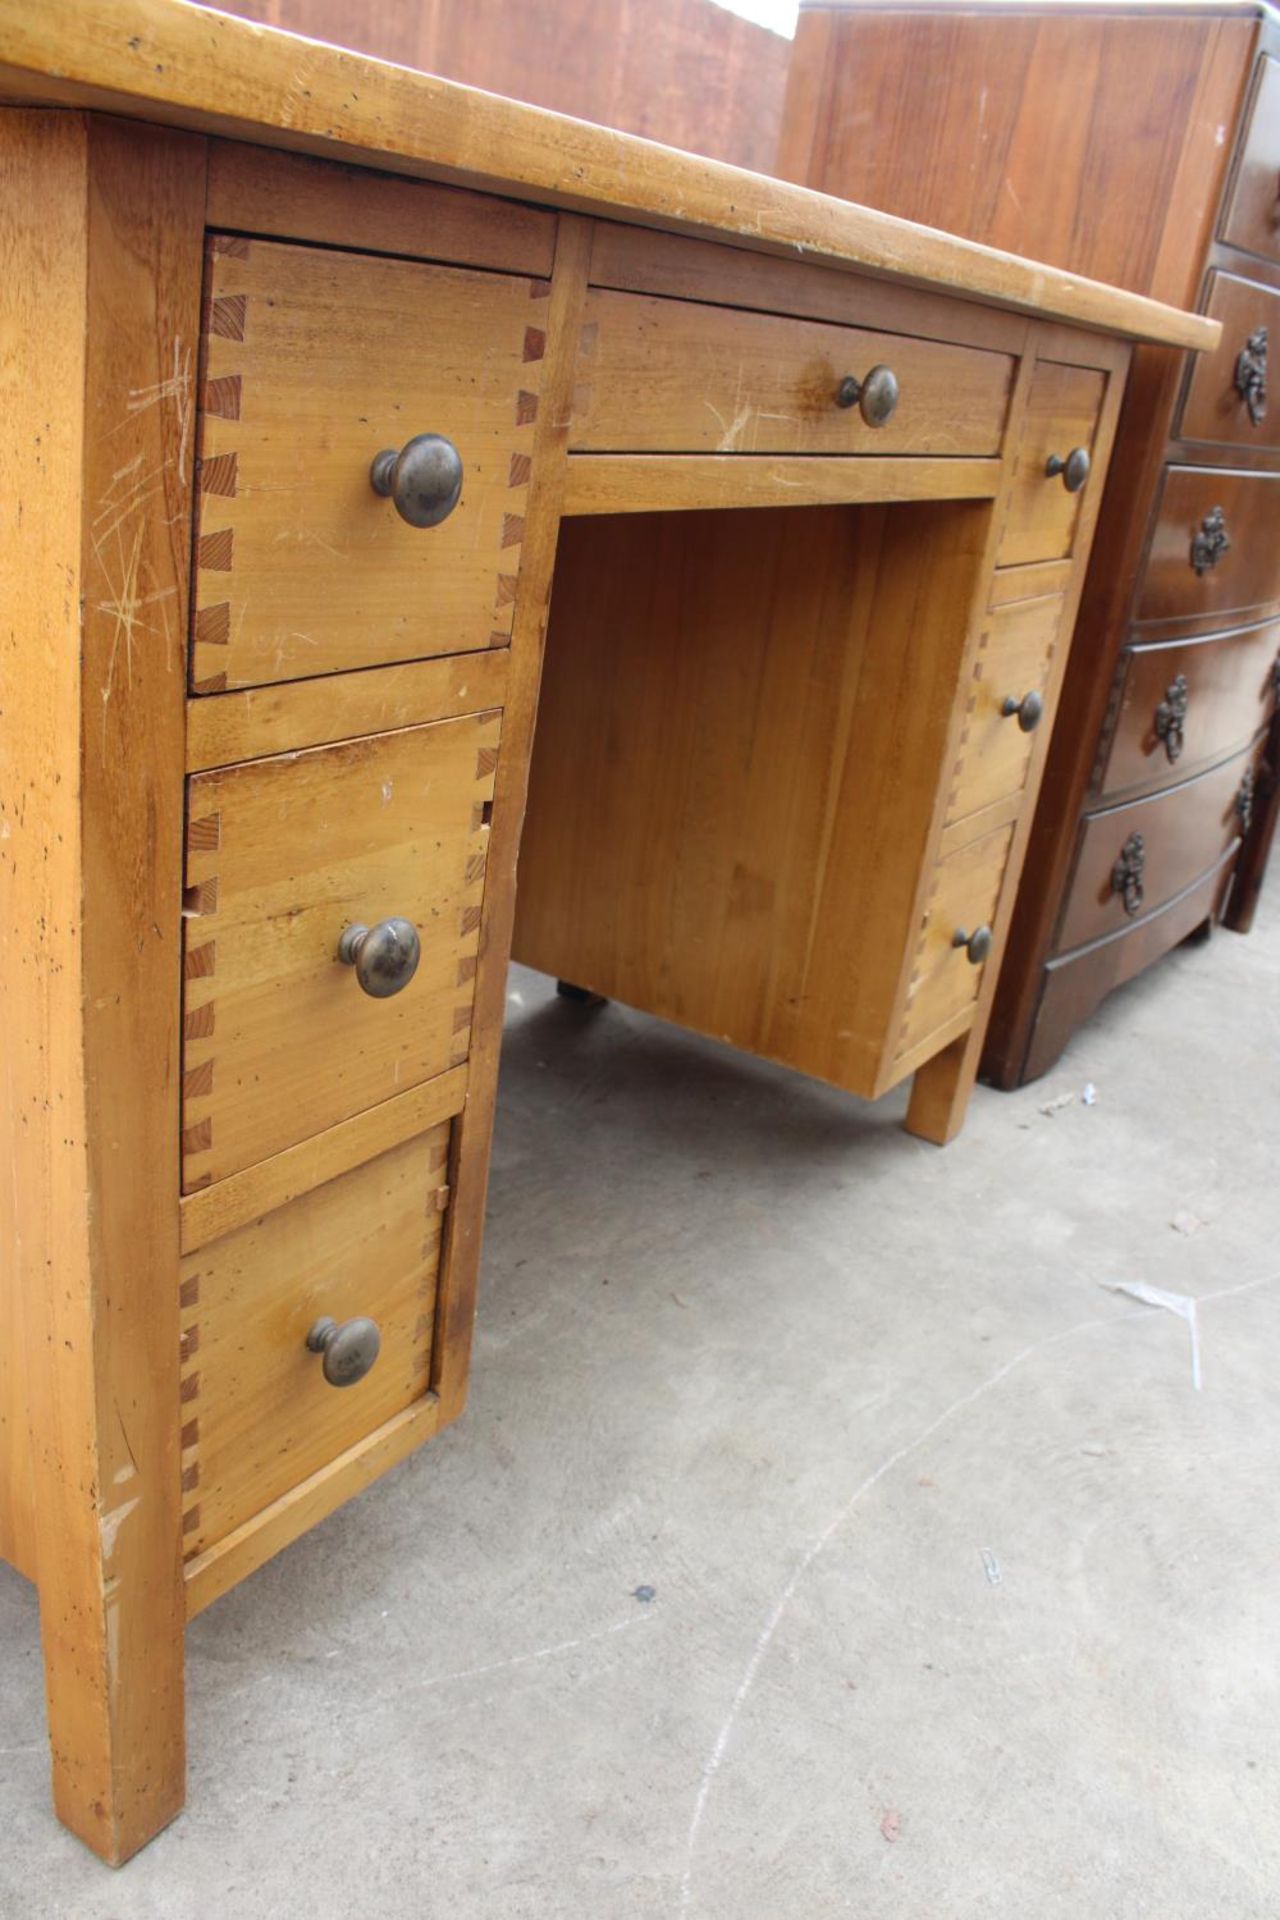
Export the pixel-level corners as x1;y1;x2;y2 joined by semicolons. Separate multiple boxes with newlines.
0;110;202;1865
0;112;86;1585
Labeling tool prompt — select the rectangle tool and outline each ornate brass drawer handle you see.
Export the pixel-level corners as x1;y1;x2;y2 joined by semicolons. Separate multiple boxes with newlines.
1045;446;1090;492
834;363;899;426
338;917;421;998
1110;832;1146;917
952;924;993;965
1154;673;1189;764
370;431;464;527
1236;766;1256;837
1191;505;1230;575
1234;325;1268;428
307;1315;382;1388
1001;689;1044;733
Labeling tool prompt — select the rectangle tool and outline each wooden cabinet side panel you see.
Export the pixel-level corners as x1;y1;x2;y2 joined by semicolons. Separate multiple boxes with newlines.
514;491;992;1095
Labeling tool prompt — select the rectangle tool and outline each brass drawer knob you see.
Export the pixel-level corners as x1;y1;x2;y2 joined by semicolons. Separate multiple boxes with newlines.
1234;325;1267;428
1045;446;1090;492
370;432;463;528
834;364;899;427
952;924;993;965
337;917;421;998
307;1315;381;1388
1001;689;1044;733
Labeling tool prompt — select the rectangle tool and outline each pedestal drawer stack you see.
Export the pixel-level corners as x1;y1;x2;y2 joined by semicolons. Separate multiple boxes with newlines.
174;169;557;1609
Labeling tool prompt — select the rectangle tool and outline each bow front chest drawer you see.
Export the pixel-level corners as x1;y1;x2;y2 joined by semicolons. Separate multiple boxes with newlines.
0;0;1214;1865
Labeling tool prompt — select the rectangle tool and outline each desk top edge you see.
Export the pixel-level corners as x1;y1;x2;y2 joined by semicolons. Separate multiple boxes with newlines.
0;0;1218;350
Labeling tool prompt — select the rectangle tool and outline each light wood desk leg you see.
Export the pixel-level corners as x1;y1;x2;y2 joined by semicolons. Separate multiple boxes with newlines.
2;113;203;1862
904;1029;981;1146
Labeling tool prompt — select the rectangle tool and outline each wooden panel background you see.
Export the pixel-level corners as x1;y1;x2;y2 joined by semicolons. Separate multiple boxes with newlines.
513;496;991;1097
781;6;1255;307
197;0;791;174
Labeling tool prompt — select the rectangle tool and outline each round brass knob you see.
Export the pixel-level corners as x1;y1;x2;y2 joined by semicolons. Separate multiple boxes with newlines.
1045;446;1090;492
337;917;421;998
370;432;463;528
1001;689;1044;733
307;1315;381;1388
952;924;993;966
834;364;900;428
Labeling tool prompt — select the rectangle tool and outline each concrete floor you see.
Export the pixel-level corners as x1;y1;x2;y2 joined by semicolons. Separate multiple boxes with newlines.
3;896;1279;1917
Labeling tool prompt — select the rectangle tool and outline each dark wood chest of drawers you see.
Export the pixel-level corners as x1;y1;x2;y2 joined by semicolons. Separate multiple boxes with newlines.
782;0;1280;1083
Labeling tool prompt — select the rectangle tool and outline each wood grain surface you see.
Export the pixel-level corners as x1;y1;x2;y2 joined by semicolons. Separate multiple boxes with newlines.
571;287;1014;455
181;711;500;1189
1098;616;1280;803
1221;54;1280;266
192;236;547;690
0;112;202;1865
514;497;991;1098
1057;733;1265;954
199;0;790;175
1179;271;1280;451
178;1127;450;1559
0;0;1219;347
782;5;1255;309
995;360;1106;567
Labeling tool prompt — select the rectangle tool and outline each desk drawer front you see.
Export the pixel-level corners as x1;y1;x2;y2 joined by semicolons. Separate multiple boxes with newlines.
1136;467;1280;627
570;288;1013;455
192;236;548;692
1057;738;1262;954
1098;617;1280;802
946;593;1066;827
1219;56;1280;266
181;711;499;1192
178;1129;449;1560
1179;274;1280;451
997;360;1105;567
898;825;1014;1054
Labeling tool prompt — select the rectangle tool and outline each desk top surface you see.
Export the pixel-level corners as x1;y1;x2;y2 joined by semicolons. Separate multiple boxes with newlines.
0;0;1218;350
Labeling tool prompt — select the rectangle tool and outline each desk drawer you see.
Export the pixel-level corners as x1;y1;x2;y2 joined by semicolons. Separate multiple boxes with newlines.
1056;738;1262;954
1098;617;1280;802
1136;467;1280;627
898;825;1014;1055
570;287;1013;455
181;711;499;1192
1220;56;1280;266
946;593;1065;826
997;359;1105;566
192;235;548;692
1178;274;1280;451
178;1129;449;1560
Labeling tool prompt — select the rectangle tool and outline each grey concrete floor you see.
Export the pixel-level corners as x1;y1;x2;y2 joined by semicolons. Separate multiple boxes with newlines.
3;896;1279;1918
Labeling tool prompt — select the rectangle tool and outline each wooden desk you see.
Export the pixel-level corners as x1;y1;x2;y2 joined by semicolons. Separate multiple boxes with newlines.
0;0;1215;1863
